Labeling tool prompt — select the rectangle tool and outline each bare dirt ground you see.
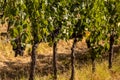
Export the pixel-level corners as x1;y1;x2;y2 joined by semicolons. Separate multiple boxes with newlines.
0;24;120;80
0;39;120;80
0;37;91;80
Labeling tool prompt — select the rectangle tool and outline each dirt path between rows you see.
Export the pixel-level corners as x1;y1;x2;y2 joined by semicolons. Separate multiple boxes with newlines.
0;39;120;79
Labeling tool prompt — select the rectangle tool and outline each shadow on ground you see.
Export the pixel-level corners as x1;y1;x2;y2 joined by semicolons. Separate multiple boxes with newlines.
0;45;120;80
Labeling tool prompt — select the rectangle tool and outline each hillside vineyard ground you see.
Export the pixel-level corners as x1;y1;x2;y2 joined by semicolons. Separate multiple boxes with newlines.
0;0;120;80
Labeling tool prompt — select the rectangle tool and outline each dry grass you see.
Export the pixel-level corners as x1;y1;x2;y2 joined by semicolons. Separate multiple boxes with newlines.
14;59;120;80
32;59;120;80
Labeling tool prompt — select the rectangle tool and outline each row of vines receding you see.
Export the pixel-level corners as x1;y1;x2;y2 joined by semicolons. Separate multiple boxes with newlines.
0;0;120;80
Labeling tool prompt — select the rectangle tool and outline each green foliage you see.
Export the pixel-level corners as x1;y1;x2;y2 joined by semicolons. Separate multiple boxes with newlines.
85;0;108;58
24;0;49;44
0;0;32;51
104;0;120;46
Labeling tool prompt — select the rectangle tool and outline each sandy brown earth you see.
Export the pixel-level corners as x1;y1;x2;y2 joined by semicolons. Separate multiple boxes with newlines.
0;36;120;79
0;38;90;79
0;23;90;79
0;24;120;80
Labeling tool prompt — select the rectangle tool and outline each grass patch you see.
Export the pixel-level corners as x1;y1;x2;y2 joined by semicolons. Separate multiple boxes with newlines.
5;57;119;80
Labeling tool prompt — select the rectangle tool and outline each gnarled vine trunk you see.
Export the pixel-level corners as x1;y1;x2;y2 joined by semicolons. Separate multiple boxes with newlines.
109;34;114;69
29;43;38;80
86;39;96;73
91;56;95;73
70;38;77;80
53;42;57;80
